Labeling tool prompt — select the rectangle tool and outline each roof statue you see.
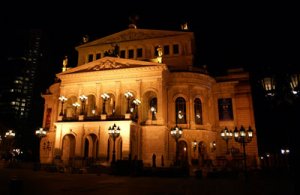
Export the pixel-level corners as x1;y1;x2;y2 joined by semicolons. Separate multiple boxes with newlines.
83;35;89;43
104;43;120;57
181;22;189;31
62;56;68;72
128;15;139;29
156;45;163;63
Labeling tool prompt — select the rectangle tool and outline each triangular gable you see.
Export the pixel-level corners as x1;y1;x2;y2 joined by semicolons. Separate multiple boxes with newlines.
76;28;193;48
57;57;163;75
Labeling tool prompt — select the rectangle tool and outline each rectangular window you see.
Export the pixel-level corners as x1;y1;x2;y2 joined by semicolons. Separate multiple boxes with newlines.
218;98;234;121
137;48;143;58
120;50;126;58
128;49;134;58
173;44;179;54
96;53;101;60
163;45;170;55
88;54;93;62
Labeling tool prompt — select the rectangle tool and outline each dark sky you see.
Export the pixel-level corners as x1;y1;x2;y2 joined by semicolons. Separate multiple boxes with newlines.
1;1;298;73
1;1;298;155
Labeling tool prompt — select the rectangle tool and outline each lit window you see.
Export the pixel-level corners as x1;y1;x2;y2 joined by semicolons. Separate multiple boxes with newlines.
175;97;186;124
194;98;203;124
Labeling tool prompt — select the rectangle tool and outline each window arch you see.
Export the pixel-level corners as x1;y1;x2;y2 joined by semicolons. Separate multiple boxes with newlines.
194;98;203;124
175;97;186;124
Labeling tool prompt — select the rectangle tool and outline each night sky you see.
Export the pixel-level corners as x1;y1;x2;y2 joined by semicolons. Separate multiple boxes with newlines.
1;2;299;157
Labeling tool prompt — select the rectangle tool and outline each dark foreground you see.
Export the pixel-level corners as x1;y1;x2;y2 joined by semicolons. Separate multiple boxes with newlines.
0;164;295;195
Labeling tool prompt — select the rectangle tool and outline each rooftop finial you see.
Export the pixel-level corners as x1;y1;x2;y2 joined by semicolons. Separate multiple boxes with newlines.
128;15;139;29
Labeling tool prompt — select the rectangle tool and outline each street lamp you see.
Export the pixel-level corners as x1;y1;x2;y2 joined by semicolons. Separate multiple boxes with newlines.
79;95;87;115
35;127;47;138
150;106;157;120
108;123;120;163
72;102;80;117
101;93;110;114
233;126;253;178
220;127;233;154
192;140;197;159
210;141;217;152
259;68;299;171
124;91;133;113
35;127;47;166
170;125;182;166
5;130;15;160
5;130;15;138
261;71;300;100
58;95;68;116
281;147;290;170
133;98;141;120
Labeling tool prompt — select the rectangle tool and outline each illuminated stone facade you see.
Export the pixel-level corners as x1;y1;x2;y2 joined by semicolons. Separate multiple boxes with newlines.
41;28;258;169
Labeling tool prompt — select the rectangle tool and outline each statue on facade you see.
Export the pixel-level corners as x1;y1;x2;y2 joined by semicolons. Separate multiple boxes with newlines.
62;56;68;72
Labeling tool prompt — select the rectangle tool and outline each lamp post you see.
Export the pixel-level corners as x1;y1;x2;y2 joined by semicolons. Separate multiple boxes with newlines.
101;93;110;114
5;130;15;161
124;91;133;113
133;98;141;120
170;125;182;166
280;147;290;170
35;127;47;167
72;102;80;117
233;126;253;178
220;127;233;154
150;106;157;120
58;96;68;116
108;123;120;163
192;140;197;158
261;72;300;98
260;69;299;168
210;141;217;152
79;95;87;115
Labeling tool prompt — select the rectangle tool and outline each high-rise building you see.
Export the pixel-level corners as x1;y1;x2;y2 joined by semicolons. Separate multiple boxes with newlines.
0;29;44;152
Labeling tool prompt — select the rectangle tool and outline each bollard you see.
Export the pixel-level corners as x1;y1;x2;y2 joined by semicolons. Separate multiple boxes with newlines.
9;176;23;195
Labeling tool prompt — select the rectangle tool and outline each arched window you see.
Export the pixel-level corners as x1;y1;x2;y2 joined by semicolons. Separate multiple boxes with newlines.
175;97;186;124
150;97;157;120
194;98;203;124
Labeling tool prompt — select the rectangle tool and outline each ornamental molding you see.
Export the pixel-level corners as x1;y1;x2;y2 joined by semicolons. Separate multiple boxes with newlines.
88;59;129;70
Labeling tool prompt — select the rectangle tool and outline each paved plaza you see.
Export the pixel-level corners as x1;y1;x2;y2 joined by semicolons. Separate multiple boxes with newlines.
0;163;295;195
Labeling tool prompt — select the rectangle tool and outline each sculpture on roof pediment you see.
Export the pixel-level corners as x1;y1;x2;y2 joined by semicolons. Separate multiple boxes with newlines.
90;60;129;71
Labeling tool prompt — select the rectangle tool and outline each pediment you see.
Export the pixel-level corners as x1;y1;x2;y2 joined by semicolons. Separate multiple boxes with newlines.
76;28;193;48
88;59;129;70
57;57;164;75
